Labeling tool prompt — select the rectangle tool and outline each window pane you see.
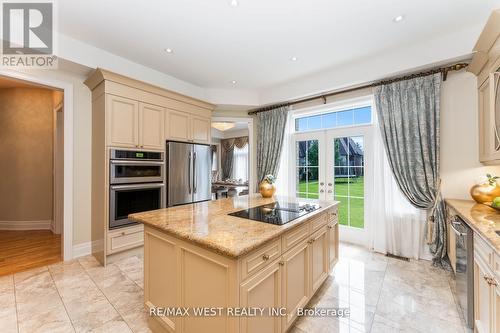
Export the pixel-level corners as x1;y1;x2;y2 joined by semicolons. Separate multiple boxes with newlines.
349;198;364;228
336;110;353;127
322;113;336;128
348;170;364;198
334;137;349;167
335;196;348;226
334;168;348;197
307;140;318;166
353;106;371;124
307;167;319;195
297;167;307;193
296;118;307;131
296;141;307;166
350;136;364;166
307;115;322;130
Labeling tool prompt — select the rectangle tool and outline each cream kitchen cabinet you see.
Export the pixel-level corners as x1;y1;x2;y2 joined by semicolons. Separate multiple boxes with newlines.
473;234;499;333
281;237;310;331
166;109;211;144
327;221;339;271
309;225;329;294
106;94;165;150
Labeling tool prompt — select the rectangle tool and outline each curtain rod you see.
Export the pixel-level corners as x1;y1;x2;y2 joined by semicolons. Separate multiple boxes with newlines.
247;62;469;116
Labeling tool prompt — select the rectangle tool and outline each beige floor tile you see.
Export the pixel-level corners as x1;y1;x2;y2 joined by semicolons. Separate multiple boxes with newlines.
0;275;18;333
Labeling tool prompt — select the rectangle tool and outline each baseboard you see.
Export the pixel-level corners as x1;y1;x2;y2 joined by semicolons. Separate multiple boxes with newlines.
0;220;52;230
72;241;92;258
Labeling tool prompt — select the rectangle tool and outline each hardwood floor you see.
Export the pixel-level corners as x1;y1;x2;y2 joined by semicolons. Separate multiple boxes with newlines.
0;230;61;276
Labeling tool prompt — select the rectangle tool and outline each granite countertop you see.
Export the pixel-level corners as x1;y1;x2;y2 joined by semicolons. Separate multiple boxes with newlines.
129;194;338;258
445;199;500;255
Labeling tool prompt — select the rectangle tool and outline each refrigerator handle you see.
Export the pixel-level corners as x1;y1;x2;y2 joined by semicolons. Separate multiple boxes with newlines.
188;151;192;194
193;151;197;193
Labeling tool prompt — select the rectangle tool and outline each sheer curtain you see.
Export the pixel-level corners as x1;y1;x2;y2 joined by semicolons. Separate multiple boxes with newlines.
275;110;293;196
367;102;429;260
232;144;249;182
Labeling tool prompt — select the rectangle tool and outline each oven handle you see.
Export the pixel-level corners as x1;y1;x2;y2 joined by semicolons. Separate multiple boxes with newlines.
450;221;466;237
111;183;165;190
110;160;164;165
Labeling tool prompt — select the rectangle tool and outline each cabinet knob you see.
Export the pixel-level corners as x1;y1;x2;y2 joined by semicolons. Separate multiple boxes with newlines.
121;232;126;236
262;254;270;261
327;225;333;229
308;239;314;244
279;261;284;266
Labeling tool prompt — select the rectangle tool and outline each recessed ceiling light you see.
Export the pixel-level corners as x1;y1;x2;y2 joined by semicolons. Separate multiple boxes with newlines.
291;56;298;61
231;80;237;84
230;0;239;7
164;48;173;53
393;15;404;23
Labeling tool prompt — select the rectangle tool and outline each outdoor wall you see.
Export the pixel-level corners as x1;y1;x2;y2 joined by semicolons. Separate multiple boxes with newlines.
0;88;54;222
441;70;500;200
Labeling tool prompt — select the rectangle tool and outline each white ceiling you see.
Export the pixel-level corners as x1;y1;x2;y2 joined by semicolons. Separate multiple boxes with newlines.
58;0;499;103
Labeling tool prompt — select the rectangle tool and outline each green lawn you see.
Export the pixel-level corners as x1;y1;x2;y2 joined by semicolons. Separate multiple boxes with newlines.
297;177;364;228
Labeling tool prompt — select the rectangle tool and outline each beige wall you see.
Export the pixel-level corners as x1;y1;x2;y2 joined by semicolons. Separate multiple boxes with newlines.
441;71;500;200
0;88;54;221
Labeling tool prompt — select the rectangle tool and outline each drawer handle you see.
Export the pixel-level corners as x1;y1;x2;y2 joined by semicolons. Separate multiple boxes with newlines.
121;232;126;236
307;239;314;244
327;225;333;229
262;254;270;261
485;276;498;286
279;261;284;266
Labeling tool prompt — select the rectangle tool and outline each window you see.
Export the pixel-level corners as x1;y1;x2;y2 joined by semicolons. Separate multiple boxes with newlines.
295;140;319;199
232;144;249;181
295;106;371;132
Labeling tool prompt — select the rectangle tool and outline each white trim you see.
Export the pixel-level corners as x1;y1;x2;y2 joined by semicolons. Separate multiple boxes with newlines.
72;241;92;259
0;69;74;261
211;116;255;192
0;220;52;230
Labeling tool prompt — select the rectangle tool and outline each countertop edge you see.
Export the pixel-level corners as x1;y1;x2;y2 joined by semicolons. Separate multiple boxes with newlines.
445;199;500;256
130;201;339;259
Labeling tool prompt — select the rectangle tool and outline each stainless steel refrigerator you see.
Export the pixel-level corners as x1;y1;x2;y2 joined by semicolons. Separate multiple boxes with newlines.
166;141;212;207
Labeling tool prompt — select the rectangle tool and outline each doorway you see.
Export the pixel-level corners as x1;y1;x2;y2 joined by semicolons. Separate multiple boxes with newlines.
0;76;64;275
290;100;373;245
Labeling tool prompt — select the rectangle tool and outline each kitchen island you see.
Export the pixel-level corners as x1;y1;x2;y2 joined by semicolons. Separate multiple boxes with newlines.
129;194;339;333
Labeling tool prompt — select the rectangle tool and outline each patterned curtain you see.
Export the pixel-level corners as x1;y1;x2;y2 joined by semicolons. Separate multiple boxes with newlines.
374;73;448;268
256;106;289;185
221;136;248;180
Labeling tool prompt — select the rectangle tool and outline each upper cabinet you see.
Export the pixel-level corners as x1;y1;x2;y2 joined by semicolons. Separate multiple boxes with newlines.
85;68;215;151
469;9;500;164
165;110;211;144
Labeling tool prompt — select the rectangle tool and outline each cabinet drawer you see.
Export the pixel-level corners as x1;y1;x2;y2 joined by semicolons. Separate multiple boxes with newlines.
107;227;144;255
474;234;494;268
326;208;338;224
241;238;281;281
282;221;310;252
311;213;328;232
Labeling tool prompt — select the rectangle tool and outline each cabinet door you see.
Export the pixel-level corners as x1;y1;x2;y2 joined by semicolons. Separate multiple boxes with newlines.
479;79;491;162
495;284;500;333
447;221;457;273
192;116;211;144
167;110;191;142
310;226;329;294
240;261;281;333
474;256;493;333
106;95;139;147
327;222;339;272
282;238;309;331
139;103;165;150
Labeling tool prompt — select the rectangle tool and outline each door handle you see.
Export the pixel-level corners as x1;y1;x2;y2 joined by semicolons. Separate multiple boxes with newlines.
188;152;192;194
193;152;197;193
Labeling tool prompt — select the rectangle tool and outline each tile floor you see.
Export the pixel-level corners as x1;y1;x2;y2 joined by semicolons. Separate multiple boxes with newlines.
0;243;468;333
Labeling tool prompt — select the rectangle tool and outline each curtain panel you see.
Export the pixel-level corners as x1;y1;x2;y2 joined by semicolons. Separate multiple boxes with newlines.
256;106;289;185
221;136;249;180
374;73;448;267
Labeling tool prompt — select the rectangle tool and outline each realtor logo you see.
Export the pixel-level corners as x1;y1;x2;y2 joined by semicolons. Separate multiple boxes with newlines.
1;0;57;68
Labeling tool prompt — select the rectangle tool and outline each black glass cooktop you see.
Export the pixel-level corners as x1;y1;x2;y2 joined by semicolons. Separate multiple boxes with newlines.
229;201;320;225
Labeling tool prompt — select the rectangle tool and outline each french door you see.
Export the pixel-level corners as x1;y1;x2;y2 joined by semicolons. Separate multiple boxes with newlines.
293;126;371;244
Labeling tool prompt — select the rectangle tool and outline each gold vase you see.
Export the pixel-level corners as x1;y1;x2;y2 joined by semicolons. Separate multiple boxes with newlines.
259;181;276;198
470;183;500;204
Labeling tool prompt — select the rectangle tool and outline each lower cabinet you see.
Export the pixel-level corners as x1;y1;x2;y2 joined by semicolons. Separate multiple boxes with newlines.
310;226;329;294
240;261;282;333
327;222;339;271
281;238;310;331
473;235;499;333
